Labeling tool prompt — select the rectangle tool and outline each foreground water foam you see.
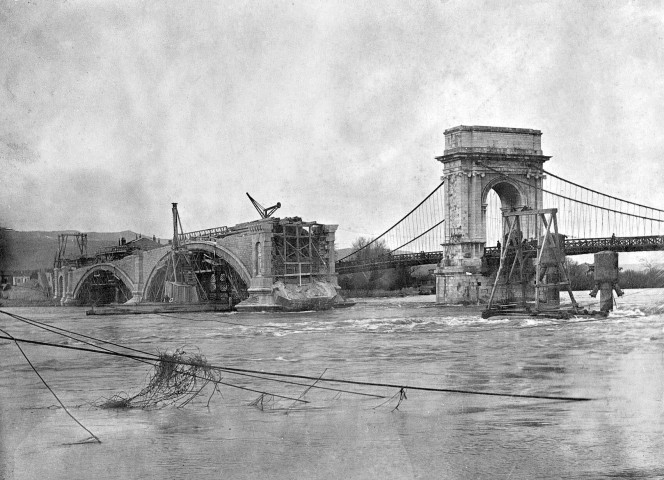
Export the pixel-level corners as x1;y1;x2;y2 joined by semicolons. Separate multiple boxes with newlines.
1;289;663;479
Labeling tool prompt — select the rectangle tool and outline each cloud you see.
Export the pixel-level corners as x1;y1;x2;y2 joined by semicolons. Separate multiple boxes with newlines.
1;1;663;247
0;137;39;165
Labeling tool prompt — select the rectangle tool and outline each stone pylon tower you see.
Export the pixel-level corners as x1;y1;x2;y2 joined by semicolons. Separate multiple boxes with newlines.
434;125;550;304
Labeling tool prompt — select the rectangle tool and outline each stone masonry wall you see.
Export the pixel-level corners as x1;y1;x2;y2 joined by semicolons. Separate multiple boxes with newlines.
217;233;254;272
70;253;139;290
444;126;542;153
141;245;172;283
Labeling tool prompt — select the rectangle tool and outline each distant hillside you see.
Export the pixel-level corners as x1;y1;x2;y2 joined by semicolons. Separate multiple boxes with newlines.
0;229;162;271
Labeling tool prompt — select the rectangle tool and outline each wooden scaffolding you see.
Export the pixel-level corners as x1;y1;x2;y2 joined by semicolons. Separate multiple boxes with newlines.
483;208;582;318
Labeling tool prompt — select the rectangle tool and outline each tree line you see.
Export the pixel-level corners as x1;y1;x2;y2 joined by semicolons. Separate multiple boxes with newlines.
339;237;664;294
567;259;664;290
337;237;429;293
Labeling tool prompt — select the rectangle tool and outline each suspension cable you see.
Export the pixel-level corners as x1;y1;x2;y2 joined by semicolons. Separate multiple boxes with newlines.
543;169;664;213
478;163;664;223
390;219;445;254
338;180;444;261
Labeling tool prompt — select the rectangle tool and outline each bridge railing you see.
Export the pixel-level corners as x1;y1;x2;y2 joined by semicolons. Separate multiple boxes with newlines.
178;226;231;242
564;235;664;255
336;251;446;275
337;235;664;274
484;235;664;259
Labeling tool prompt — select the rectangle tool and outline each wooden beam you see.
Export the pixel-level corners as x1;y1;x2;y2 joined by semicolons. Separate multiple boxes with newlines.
503;208;557;217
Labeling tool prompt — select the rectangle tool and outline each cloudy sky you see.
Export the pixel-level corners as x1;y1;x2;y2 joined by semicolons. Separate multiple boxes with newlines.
1;1;663;247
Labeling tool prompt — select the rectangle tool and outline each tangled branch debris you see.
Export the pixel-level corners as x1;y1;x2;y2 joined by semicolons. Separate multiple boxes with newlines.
95;348;222;409
248;393;275;411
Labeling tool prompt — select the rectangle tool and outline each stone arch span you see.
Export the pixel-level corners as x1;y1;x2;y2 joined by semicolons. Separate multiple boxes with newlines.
142;241;252;300
482;177;537;246
481;177;527;211
72;263;136;301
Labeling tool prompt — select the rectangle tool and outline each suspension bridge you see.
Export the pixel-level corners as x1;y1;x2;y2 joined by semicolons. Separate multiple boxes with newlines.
54;125;662;309
335;173;664;274
335;125;663;303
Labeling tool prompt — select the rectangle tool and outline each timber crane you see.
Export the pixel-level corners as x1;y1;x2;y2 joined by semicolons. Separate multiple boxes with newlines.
246;193;281;219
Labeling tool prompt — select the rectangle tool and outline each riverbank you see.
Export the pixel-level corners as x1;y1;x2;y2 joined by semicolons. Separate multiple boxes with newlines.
339;287;421;298
1;298;58;307
0;285;55;307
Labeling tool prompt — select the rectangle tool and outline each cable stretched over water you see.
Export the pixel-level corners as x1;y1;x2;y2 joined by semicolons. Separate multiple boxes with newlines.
0;326;101;443
0;310;381;400
0;311;311;403
0;331;593;402
215;365;593;402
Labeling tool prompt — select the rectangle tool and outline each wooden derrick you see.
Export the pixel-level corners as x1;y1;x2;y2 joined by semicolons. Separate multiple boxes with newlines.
483;208;590;319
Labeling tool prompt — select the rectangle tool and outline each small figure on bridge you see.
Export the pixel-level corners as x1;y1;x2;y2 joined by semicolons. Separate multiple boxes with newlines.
611;233;616;245
496;240;501;251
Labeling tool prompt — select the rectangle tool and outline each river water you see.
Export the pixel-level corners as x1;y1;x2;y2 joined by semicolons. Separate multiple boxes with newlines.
1;290;663;479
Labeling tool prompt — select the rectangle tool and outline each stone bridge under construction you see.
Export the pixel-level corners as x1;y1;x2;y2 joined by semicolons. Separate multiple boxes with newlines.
53;217;340;311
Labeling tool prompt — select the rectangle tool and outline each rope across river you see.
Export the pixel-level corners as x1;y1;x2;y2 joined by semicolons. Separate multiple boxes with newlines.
0;309;593;402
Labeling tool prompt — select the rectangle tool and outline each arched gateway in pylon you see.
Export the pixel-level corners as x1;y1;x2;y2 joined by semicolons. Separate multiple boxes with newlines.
435;125;550;304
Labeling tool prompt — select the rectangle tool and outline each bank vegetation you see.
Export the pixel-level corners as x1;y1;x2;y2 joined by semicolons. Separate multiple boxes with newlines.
339;236;664;297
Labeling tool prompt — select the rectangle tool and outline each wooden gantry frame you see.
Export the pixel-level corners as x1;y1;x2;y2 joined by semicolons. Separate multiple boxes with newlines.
54;233;88;268
272;221;329;285
485;208;579;316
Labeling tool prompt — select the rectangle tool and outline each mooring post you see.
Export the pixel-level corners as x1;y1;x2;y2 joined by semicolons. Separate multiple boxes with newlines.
590;251;623;312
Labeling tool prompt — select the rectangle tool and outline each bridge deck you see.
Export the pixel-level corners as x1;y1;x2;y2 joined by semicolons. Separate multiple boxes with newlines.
335;236;664;274
484;235;664;257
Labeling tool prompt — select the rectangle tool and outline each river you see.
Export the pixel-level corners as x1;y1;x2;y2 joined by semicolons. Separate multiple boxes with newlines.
1;289;663;479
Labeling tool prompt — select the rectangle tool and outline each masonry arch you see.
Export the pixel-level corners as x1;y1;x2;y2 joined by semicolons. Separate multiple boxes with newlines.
482;177;529;247
73;264;135;305
482;177;526;210
57;274;64;298
143;241;251;303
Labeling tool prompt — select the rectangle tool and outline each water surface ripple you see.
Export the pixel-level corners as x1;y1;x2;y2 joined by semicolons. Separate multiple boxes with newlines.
1;289;663;479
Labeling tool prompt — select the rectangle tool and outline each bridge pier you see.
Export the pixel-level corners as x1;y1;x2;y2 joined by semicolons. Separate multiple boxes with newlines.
590;251;624;312
53;266;75;305
244;276;279;310
63;267;77;305
129;252;144;303
435;242;491;304
542;269;561;307
436;270;488;305
53;267;61;302
434;125;549;305
235;221;342;311
238;220;283;310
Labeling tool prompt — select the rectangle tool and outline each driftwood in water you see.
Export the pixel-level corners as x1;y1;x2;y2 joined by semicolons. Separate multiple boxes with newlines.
95;348;222;409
